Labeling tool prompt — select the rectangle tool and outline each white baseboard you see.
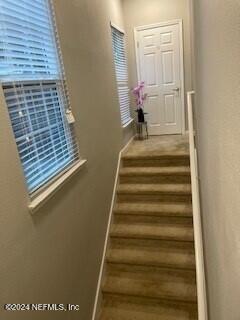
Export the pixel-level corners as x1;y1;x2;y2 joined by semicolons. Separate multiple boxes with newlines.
91;135;135;320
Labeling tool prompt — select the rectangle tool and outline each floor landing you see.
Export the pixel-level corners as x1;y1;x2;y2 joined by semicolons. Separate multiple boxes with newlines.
124;134;189;157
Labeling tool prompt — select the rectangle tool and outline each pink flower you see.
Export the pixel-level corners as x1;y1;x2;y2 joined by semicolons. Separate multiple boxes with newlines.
132;81;147;108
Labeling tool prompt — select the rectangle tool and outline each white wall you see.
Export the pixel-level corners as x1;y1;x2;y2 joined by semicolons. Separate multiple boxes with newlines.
193;0;240;319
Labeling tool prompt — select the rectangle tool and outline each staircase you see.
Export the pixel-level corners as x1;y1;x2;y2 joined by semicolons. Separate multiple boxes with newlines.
98;136;198;320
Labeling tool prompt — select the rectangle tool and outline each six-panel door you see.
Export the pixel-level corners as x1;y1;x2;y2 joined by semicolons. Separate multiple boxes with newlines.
137;22;183;135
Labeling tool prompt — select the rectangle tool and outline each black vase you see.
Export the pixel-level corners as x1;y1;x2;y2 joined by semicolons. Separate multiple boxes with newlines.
137;108;145;123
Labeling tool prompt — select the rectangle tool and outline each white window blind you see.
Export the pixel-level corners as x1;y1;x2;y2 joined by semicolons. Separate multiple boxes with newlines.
0;0;79;194
111;26;132;126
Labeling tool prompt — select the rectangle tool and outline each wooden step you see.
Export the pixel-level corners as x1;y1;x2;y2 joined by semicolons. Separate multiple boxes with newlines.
107;238;195;270
100;294;198;320
117;184;192;203
114;202;193;217
110;220;194;242
119;166;191;184
122;154;190;168
103;264;197;303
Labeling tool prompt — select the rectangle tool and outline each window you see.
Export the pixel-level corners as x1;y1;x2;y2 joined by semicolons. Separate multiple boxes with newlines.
0;0;79;194
111;24;132;127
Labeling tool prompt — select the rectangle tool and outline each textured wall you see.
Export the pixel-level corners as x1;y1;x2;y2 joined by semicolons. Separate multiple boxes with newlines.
193;0;240;319
0;0;133;319
122;0;193;114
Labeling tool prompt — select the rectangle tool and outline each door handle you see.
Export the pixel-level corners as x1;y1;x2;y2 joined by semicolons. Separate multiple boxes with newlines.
173;87;180;92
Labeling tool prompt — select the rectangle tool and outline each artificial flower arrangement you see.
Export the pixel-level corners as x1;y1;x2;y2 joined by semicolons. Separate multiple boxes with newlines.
132;81;147;123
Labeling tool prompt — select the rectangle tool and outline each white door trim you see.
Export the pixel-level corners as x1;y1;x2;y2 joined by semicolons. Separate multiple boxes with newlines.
134;19;186;134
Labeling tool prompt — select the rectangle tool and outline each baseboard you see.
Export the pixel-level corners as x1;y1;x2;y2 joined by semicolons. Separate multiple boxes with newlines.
91;135;135;320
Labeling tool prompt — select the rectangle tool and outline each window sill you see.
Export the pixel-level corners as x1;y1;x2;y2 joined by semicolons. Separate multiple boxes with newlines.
29;159;87;214
122;118;134;128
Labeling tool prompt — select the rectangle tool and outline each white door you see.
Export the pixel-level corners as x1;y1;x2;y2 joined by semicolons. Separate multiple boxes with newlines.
136;21;184;135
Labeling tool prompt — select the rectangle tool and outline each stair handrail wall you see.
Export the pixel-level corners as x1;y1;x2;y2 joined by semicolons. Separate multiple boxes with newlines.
187;91;208;320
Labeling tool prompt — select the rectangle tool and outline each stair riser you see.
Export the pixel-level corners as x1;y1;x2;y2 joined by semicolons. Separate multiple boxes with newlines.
114;214;193;226
101;294;198;320
114;210;192;218
107;239;196;270
110;233;194;243
114;203;193;218
103;288;197;304
117;194;192;203
106;256;196;271
120;175;191;184
103;264;197;303
106;263;196;278
110;238;195;251
123;158;190;167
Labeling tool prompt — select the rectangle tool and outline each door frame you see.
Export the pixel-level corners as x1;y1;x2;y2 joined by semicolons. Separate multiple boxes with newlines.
134;19;186;134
